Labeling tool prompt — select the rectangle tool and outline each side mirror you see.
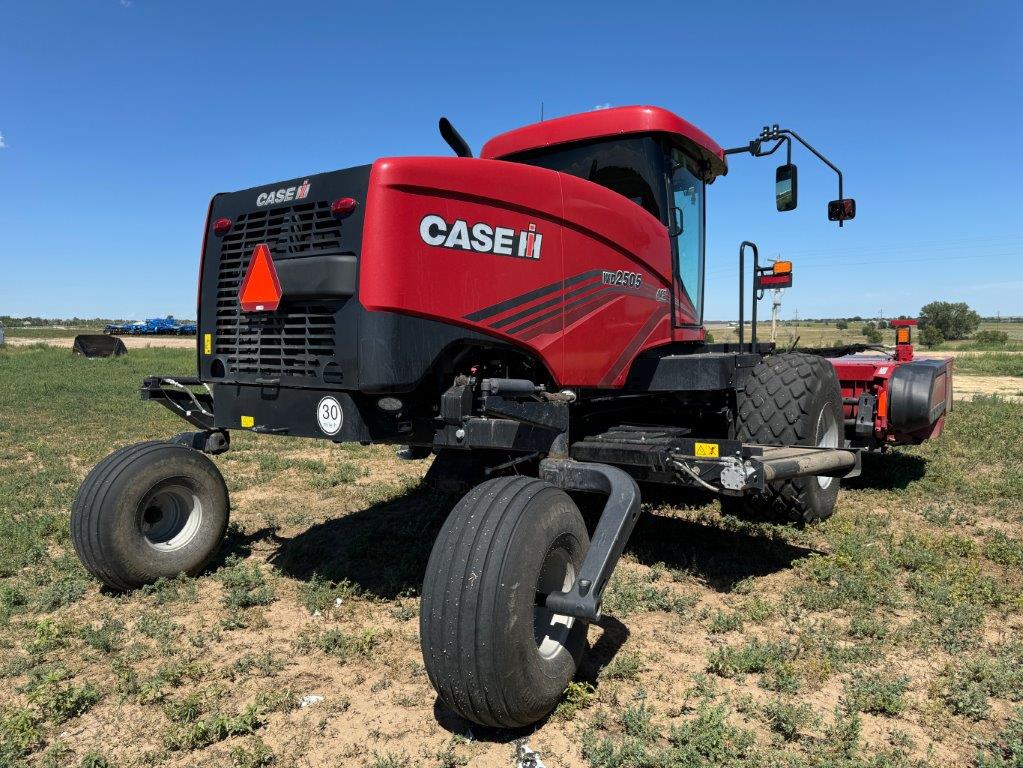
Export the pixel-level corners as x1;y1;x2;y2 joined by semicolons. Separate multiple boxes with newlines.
775;164;797;211
828;198;856;222
669;206;684;237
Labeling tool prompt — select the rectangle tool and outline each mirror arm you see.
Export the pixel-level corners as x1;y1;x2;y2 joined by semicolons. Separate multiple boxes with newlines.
776;128;845;226
756;137;789;159
727;125;849;226
723;137;788;158
724;140;760;156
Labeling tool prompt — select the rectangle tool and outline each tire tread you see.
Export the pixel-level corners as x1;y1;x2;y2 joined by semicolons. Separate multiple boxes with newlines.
71;441;228;590
421;476;582;728
732;353;842;523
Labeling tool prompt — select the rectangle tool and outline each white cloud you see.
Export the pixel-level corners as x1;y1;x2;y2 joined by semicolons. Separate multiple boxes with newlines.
0;133;6;149
592;103;611;111
120;0;132;6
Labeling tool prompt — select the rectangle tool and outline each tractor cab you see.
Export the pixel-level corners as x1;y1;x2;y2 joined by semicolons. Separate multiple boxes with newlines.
480;106;727;330
474;106;857;338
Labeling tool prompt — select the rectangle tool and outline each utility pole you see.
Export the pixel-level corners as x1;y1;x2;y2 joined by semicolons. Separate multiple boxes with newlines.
768;255;783;342
771;289;783;341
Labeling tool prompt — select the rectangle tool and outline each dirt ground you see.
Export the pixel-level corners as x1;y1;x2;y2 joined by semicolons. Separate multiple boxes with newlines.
4;335;196;349
951;375;1023;402
914;350;1023;358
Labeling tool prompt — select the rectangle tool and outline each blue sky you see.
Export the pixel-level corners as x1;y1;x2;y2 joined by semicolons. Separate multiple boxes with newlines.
1;1;1020;321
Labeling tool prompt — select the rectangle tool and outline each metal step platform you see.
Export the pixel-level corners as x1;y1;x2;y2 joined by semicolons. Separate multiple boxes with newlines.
571;425;860;494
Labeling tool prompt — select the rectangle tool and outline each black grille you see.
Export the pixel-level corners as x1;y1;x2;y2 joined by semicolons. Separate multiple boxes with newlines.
215;202;342;380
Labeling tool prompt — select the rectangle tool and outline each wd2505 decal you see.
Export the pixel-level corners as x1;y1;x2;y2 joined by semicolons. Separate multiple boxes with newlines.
602;269;643;287
420;215;542;260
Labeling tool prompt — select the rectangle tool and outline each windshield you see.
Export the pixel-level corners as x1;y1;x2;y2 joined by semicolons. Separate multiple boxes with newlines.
506;137;668;223
671;151;705;324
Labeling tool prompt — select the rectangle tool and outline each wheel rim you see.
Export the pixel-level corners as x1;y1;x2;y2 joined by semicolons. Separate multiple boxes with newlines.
140;483;204;551
533;547;576;660
815;405;840;489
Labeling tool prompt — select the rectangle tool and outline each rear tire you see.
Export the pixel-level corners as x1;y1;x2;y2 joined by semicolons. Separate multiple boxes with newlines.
71;441;230;591
725;353;844;524
420;476;589;728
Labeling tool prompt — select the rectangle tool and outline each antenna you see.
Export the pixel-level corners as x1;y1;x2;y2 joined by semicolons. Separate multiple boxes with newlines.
540;101;544;121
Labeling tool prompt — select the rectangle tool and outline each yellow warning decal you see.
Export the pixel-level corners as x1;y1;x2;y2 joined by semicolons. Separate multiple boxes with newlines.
694;442;720;458
203;333;212;355
240;415;255;428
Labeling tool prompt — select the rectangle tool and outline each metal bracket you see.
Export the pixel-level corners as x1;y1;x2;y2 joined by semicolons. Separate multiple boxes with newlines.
440;383;473;425
539;459;641;622
169;429;230;455
855;393;877;436
141;376;215;431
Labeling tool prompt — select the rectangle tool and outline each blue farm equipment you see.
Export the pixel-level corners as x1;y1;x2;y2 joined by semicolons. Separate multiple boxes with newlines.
105;318;197;335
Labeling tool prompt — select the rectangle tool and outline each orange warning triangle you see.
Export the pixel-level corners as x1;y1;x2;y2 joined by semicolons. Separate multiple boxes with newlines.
238;243;282;312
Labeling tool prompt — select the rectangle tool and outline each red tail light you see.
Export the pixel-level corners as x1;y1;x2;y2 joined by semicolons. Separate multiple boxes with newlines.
213;217;233;235
330;197;358;217
238;244;282;312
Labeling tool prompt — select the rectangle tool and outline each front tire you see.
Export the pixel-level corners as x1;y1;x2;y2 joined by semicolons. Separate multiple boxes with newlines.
725;353;844;524
420;476;589;728
71;441;230;591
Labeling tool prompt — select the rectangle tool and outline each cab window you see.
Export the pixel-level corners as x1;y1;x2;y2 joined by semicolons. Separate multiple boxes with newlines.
506;137;668;223
670;150;705;324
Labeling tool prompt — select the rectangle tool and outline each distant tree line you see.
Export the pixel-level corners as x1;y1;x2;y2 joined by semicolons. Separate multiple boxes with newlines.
769;301;1014;349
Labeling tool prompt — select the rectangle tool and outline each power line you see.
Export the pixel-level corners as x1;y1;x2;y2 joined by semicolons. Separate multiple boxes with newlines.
703;248;1019;277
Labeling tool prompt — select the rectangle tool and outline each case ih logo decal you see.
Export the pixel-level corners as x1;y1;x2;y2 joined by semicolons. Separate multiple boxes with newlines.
419;215;542;260
256;179;311;207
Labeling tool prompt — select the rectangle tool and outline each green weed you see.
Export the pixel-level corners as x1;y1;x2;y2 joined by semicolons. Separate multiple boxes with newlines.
603;571;695;616
312;628;377;662
309;462;364;489
24;667;101;724
229;737;275;768
974;708;1023;768
79;619;125;654
164;697;263;751
707;638;793;680
761;698;816;741
297;574;359;614
216;556;276;611
554;681;597;720
599;650;643;681
845;670;909;716
708;609;743;634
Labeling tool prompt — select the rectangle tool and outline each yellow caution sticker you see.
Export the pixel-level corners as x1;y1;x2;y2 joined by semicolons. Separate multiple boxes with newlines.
203;333;212;356
694;442;720;458
240;415;255;428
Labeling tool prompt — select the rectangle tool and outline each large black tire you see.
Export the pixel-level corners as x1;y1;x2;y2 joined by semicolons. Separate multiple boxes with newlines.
725;353;844;524
420;476;589;728
71;441;230;591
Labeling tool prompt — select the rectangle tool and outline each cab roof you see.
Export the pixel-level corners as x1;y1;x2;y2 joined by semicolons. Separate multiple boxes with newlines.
480;105;727;179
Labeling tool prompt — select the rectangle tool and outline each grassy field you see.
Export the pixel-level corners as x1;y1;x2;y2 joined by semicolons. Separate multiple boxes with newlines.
953;354;1023;378
1;345;1023;767
705;321;1023;353
2;327;107;339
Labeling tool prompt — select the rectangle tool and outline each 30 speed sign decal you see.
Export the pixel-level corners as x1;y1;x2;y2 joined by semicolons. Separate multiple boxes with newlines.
316;396;343;436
